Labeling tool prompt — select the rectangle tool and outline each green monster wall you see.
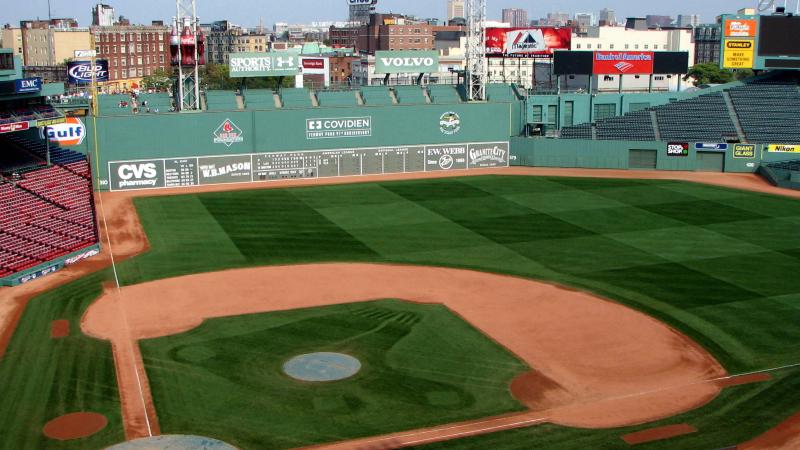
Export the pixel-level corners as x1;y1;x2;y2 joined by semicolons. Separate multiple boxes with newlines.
78;101;523;190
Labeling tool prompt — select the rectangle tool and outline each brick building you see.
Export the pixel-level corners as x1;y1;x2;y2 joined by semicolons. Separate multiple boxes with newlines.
91;24;171;89
329;25;360;49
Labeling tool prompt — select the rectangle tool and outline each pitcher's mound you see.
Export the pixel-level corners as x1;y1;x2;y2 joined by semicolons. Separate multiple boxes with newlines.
283;352;361;382
107;435;236;449
42;412;107;440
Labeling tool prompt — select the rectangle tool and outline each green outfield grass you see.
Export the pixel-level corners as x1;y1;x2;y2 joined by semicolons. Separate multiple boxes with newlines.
3;174;800;449
139;300;528;449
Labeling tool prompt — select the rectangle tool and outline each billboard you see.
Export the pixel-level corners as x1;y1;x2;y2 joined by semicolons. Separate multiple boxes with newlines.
733;144;756;158
553;51;593;75
67;60;109;84
375;51;439;74
228;53;300;78
758;16;800;57
767;144;800;153
725;19;757;37
593;52;654;75
723;40;755;69
667;142;689;157
42;117;86;147
306;116;372;139
486;28;571;57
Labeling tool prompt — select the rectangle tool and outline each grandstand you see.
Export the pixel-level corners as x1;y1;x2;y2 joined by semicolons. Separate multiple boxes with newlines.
204;90;239;111
360;86;395;106
316;90;359;107
559;77;800;143
427;85;464;104
0;137;98;282
393;85;428;104
280;88;314;108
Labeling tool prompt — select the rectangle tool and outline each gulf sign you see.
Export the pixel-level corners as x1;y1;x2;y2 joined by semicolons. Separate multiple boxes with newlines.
42;117;86;147
594;52;654;75
486;27;571;57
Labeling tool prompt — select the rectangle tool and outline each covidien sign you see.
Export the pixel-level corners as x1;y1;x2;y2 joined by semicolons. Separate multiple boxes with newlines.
375;51;439;74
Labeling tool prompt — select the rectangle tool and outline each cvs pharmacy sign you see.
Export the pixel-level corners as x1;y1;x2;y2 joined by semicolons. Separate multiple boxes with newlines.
109;159;165;190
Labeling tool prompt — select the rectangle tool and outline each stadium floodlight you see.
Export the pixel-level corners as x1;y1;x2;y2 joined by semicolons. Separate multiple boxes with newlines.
758;0;776;12
466;0;487;101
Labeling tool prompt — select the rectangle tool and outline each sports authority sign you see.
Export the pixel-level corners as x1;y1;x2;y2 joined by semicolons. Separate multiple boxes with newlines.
375;51;439;74
228;52;300;78
593;52;655;75
306;116;372;139
213;119;244;147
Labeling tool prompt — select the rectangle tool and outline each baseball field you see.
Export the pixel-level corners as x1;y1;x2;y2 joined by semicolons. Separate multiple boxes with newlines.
1;169;799;449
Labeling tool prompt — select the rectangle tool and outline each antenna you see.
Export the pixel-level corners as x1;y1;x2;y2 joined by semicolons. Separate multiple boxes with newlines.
47;0;52;21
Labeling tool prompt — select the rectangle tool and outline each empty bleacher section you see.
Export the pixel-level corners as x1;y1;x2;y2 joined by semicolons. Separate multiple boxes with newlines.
360;86;395;106
560;123;593;140
393;86;428;104
3;134;90;179
427;85;463;104
316;90;359;107
729;82;800;144
760;159;800;189
205;90;240;111
243;89;277;110
486;84;520;102
280;88;314;108
656;93;737;142
0;138;98;280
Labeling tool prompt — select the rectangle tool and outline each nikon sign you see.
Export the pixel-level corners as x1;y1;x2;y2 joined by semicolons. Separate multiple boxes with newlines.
229;52;300;78
375;51;439;74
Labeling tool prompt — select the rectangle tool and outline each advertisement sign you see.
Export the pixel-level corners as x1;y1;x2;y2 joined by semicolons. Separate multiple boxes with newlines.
14;77;42;94
42;117;85;146
733;144;756;158
725;19;757;37
198;155;252;185
593;52;655;75
0;121;31;134
723;40;755;69
767;144;800;153
375;51;439;74
302;59;325;70
67;60;109;84
65;248;100;266
348;0;377;4
109;160;165;190
15;264;60;285
306;116;372;139
425;145;467;171
467;142;510;168
228;52;300;78
667;142;689;157
486;27;571;57
439;112;461;135
695;143;728;151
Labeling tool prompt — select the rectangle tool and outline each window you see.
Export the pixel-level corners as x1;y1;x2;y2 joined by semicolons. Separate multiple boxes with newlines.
576;44;581;49
610;44;615;49
644;45;649;49
594;103;617;120
138;68;143;76
624;44;629;49
160;55;165;63
137;44;142;52
531;105;544;122
138;56;143;65
159;43;164;51
121;68;127;78
634;44;639;49
121;58;126;66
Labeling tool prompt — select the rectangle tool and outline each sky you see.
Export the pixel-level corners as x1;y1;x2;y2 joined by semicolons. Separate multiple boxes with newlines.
0;0;750;28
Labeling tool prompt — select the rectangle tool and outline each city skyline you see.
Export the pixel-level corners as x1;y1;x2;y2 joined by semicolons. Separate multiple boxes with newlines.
1;0;747;28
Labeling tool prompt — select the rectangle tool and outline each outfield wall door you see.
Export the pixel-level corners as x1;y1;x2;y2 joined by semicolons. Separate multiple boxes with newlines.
629;149;657;170
696;151;725;172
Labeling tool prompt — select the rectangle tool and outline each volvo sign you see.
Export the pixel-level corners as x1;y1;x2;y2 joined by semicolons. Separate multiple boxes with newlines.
375;51;439;74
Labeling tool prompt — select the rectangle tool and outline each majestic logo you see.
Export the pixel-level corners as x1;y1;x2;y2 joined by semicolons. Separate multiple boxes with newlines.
439;112;461;135
42;117;85;146
508;30;545;52
213;119;244;147
306;117;371;139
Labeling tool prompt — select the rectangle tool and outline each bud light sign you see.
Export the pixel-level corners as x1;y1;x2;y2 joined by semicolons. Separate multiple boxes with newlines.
67;60;109;84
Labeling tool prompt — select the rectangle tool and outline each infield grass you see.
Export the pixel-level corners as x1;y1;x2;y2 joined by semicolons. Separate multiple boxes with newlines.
4;175;800;449
139;300;528;449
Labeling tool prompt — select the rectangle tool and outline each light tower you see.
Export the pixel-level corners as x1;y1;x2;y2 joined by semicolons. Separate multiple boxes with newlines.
172;0;204;111
466;0;487;101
